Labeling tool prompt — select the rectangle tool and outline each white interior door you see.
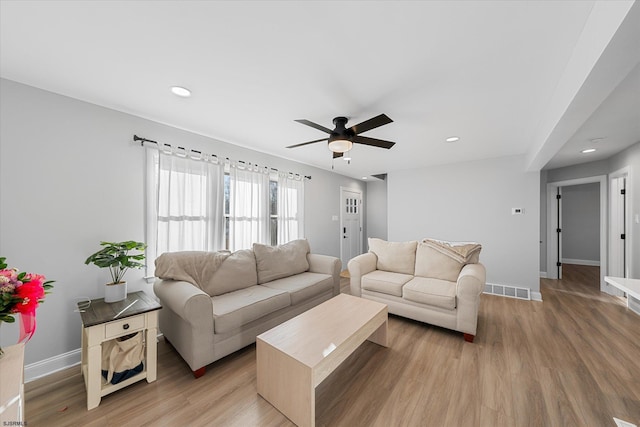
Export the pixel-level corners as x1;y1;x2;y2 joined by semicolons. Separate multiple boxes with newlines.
557;187;563;279
609;176;626;278
340;188;362;269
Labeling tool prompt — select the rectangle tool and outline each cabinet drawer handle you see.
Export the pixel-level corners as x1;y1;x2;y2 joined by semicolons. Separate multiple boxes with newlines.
123;323;130;330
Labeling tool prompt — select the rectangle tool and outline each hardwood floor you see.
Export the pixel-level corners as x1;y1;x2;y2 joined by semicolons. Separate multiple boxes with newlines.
25;265;640;426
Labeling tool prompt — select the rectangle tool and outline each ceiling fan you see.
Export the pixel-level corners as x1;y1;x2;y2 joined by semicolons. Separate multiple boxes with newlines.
287;114;396;158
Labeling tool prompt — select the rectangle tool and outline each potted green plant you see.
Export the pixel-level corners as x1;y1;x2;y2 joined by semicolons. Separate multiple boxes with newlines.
85;241;146;303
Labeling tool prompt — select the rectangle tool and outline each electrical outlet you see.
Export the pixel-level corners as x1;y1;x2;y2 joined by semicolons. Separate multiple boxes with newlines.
511;208;524;215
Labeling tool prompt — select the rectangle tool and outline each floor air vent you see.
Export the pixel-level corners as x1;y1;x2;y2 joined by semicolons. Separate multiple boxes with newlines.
484;283;530;300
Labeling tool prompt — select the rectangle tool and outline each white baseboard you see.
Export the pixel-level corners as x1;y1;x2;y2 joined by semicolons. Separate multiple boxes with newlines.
531;291;543;302
562;258;600;266
23;332;164;383
24;348;81;383
539;271;547;278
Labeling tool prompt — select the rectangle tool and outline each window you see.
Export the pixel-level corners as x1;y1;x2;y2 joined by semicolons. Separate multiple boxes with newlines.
147;146;305;275
145;147;224;276
223;170;304;250
222;172;275;250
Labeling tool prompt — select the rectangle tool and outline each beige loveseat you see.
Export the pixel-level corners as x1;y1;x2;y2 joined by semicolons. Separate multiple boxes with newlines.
348;238;486;342
153;239;341;377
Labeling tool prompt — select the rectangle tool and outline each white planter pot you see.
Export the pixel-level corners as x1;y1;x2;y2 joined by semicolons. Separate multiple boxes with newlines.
104;281;127;303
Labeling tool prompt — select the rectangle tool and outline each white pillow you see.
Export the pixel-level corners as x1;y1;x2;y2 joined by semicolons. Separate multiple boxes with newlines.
253;239;310;284
368;238;417;275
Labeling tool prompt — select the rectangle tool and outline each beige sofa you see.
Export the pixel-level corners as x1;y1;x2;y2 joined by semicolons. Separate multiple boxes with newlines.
153;239;341;377
348;238;486;342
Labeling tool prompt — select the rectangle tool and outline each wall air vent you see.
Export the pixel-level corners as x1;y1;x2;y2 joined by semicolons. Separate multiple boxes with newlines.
484;283;531;300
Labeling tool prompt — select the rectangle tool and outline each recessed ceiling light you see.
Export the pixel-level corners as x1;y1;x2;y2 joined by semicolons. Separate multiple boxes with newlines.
445;136;460;143
581;148;596;154
362;176;368;180
589;137;605;143
170;86;191;97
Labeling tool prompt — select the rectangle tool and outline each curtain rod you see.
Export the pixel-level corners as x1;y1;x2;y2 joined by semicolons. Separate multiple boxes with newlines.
134;135;311;180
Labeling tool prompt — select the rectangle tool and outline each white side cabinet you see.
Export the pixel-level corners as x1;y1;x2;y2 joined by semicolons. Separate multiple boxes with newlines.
79;291;161;410
0;343;25;424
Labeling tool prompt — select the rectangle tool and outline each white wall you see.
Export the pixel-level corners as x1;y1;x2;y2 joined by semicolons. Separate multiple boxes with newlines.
365;179;387;241
539;169;548;275
561;183;600;264
388;155;540;293
0;78;365;365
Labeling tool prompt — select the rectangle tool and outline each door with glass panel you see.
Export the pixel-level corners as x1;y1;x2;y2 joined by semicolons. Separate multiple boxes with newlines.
340;188;362;270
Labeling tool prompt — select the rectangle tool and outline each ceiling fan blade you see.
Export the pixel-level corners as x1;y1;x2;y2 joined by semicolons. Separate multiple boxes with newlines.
348;114;393;135
286;138;328;149
352;135;396;149
333;151;344;159
295;119;333;134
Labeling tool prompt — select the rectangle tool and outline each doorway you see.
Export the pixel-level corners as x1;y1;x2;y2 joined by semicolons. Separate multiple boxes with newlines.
340;187;363;269
546;176;611;294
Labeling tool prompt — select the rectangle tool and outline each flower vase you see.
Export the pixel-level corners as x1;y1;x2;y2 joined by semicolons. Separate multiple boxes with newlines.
104;281;127;303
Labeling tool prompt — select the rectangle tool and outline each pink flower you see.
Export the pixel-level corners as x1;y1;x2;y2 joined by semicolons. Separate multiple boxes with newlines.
23;273;45;287
0;269;18;282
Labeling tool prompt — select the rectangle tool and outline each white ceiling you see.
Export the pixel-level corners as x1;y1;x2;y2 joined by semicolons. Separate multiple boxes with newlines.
1;1;639;179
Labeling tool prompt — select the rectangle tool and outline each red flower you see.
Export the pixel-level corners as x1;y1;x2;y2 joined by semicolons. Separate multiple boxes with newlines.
14;282;45;313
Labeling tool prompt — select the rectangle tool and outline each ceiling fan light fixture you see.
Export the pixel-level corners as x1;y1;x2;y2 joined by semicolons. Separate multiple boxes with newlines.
328;138;353;153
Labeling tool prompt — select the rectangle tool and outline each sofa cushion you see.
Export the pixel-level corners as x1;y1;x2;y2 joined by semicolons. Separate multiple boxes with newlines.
415;240;481;282
253;239;310;284
362;270;413;297
212;286;290;334
262;272;333;305
403;277;456;310
205;249;258;296
368;238;417;275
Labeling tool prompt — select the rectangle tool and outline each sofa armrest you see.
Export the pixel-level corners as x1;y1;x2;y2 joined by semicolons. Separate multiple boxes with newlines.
456;263;486;297
347;252;378;297
455;263;486;335
308;253;342;296
153;279;213;327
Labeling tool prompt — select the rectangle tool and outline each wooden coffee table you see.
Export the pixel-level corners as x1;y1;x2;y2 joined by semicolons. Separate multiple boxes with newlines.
256;293;388;427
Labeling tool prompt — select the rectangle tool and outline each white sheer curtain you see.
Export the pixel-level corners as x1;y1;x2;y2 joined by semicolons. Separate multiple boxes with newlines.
145;146;224;276
277;172;305;244
227;162;270;251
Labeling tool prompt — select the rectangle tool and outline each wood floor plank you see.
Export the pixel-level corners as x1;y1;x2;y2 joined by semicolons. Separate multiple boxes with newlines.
24;265;640;426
